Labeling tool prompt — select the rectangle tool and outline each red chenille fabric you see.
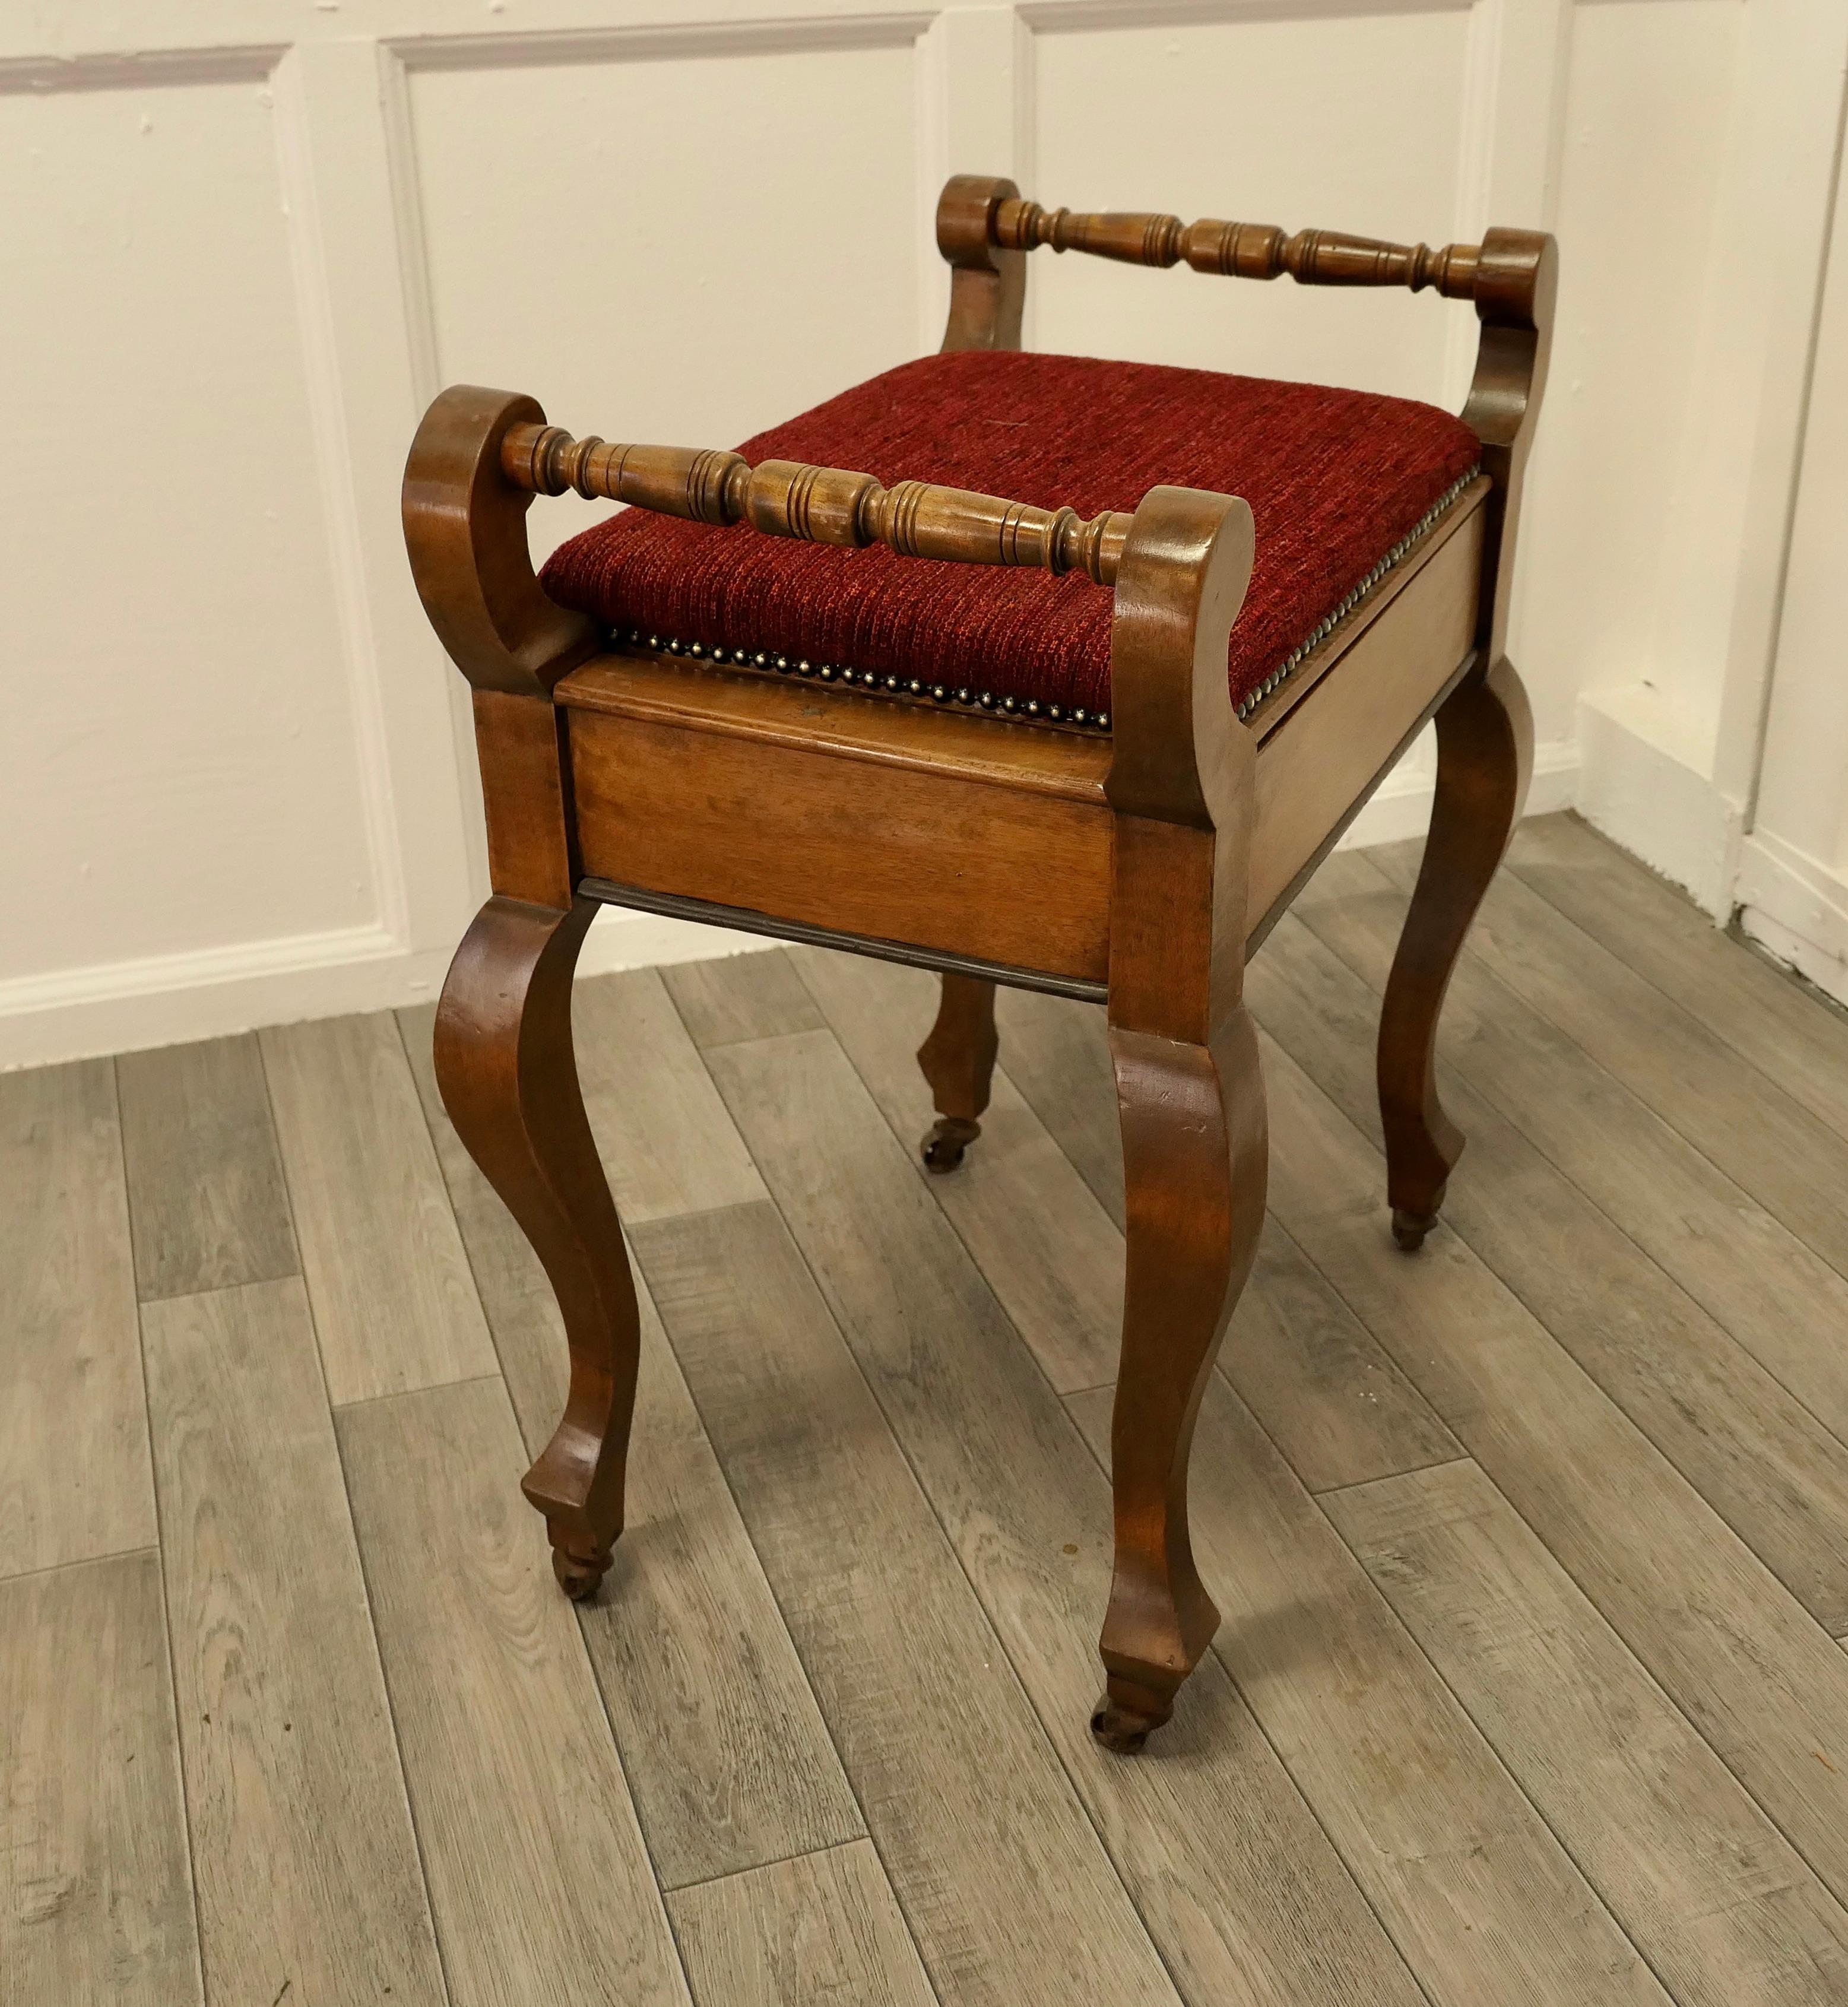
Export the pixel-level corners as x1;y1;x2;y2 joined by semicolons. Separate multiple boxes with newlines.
540;349;1481;720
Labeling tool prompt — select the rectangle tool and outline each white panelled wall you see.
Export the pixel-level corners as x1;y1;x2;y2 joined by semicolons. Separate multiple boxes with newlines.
5;0;1846;1067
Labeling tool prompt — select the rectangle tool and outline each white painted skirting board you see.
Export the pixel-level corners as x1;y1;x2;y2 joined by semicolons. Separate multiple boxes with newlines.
0;908;774;1072
1574;688;1744;921
1736;829;1848;1009
0;735;1580;1071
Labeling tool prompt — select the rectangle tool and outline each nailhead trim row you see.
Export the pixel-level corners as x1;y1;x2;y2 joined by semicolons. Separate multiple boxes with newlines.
608;464;1479;737
1231;464;1481;722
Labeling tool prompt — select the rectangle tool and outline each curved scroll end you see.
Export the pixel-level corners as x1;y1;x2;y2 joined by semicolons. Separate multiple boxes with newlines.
1104;486;1256;835
402;384;598;697
937;173;1026;353
1463;229;1559;454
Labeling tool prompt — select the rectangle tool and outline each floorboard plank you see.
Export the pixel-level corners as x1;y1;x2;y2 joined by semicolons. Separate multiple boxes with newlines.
116;1034;297;1300
573;970;766;1222
1370;836;1848;1279
633;1199;1187;2007
0;1552;202;2005
1326;1458;1848;2006
1507;815;1848;1146
141;1277;448;2007
667;1841;938;2007
1280;860;1848;1628
1226;1221;1465;1495
785;946;1123;1393
1066;1386;1668;2007
398;1003;864;1889
0;1060;154;1580
664;947;825;1050
262;1013;495;1404
984;988;1461;1495
688;1037;1439;2007
337;1377;694;2007
991;986;1124;1231
1254;1028;1848;1910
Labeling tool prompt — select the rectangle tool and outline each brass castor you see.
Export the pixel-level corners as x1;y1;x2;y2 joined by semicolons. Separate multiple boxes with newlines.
1089;1693;1167;1754
1391;1204;1441;1253
1089;1674;1173;1754
921;1115;981;1174
551;1540;613;1602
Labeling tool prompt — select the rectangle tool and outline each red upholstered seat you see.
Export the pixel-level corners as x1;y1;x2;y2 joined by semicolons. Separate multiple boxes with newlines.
541;349;1481;729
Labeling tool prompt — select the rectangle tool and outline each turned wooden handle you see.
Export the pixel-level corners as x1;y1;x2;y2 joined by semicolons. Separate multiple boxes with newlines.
502;423;1133;586
993;199;1480;299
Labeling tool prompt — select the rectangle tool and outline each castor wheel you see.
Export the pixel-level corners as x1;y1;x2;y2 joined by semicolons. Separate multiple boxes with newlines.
921;1115;980;1174
1391;1204;1440;1252
1089;1673;1172;1754
551;1541;612;1602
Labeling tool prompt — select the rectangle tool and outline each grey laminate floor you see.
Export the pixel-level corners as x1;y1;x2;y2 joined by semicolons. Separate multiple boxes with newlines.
8;813;1848;2007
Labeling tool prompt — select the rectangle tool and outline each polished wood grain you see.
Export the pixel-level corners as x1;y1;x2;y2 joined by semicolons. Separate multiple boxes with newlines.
937;172;1026;353
400;997;861;1889
436;896;637;1599
569;705;1113;983
915;969;1000;1171
1068;1382;1673;2007
1247;503;1482;927
1375;654;1532;1246
994;199;1482;297
141;1278;447;2006
0;1553;201;2006
503;422;1131;585
0;1060;153;1580
1091;486;1264;1745
667;1843;937;2007
1271;864;1848;1632
698;1040;1429;2007
262;1010;496;1404
116;1034;297;1299
1329;1459;1848;2007
337;1377;695;2006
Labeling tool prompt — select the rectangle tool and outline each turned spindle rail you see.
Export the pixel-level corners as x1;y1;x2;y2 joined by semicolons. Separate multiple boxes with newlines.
500;421;1135;586
991;198;1480;298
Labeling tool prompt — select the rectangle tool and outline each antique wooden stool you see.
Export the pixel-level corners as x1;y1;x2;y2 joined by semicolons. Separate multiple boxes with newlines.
403;174;1554;1751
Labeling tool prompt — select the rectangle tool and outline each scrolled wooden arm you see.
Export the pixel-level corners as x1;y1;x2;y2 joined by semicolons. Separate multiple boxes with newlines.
500;421;1133;587
993;198;1481;302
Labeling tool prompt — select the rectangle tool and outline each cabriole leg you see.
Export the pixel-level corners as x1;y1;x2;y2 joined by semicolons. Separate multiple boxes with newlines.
1377;655;1533;1249
434;895;640;1599
915;972;999;1172
1094;1010;1267;1751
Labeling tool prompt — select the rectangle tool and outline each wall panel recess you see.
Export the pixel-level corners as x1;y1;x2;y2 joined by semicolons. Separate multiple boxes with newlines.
403;34;925;569
1028;8;1474;404
1;64;380;988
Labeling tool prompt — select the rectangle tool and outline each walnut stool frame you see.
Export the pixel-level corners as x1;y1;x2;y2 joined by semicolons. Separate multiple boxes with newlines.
404;174;1555;1752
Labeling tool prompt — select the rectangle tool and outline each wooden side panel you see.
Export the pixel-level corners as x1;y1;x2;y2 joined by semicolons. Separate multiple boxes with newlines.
1249;508;1482;924
568;711;1114;981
